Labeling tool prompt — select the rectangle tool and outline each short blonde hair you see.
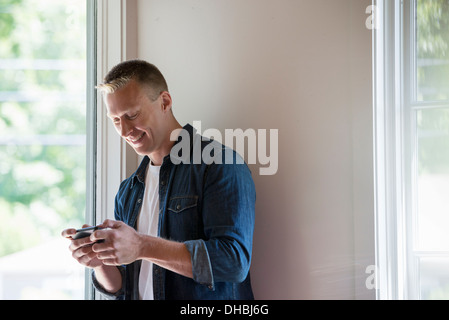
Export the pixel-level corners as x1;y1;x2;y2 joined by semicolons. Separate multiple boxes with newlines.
96;60;168;100
96;76;132;94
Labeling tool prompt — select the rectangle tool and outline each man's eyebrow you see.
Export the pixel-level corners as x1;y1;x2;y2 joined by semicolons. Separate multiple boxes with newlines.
107;108;138;119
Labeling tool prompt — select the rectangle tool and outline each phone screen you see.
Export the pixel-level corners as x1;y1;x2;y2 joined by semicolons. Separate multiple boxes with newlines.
72;226;99;240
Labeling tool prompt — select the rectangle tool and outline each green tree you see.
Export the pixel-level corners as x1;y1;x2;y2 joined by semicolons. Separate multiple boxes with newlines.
416;0;449;175
0;0;86;257
417;0;449;101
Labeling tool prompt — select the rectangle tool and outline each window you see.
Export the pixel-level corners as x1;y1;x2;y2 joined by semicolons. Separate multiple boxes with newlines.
0;0;94;299
409;0;449;299
374;0;449;299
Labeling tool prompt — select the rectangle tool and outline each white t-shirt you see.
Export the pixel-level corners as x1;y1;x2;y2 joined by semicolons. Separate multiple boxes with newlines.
136;162;161;300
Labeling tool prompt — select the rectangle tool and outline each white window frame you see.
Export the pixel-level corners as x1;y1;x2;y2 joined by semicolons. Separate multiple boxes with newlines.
86;0;139;299
374;0;401;300
404;0;449;300
374;0;449;300
85;0;97;299
95;0;139;225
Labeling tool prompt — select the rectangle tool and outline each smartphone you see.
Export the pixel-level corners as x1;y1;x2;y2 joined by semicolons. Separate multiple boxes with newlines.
72;226;101;240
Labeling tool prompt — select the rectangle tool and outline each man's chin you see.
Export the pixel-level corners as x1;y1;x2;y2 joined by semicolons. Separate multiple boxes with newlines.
132;147;148;156
125;142;146;155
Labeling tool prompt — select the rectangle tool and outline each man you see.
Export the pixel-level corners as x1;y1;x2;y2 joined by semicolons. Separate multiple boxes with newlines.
62;60;256;300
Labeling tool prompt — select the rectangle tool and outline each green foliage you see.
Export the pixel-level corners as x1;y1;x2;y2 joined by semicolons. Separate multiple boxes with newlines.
417;0;449;101
417;0;449;59
418;108;449;174
416;0;449;176
0;0;86;257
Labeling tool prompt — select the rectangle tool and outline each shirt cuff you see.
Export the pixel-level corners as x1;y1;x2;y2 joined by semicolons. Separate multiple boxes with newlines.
184;239;215;291
91;267;125;299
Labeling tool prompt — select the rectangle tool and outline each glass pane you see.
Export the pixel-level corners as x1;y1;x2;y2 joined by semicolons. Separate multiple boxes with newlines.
416;0;449;102
0;0;87;299
416;108;449;251
419;257;449;299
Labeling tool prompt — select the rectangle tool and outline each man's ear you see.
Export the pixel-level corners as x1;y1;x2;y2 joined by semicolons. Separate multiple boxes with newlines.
160;91;173;113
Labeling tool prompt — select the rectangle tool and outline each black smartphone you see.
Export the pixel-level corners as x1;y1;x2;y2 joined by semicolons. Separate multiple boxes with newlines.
72;226;100;240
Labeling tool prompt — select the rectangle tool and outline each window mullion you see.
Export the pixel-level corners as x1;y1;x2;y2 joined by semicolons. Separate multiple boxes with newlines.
403;0;421;300
373;0;403;300
85;0;98;300
95;0;139;226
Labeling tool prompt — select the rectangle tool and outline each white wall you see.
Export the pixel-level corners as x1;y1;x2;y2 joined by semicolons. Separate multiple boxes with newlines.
135;0;374;299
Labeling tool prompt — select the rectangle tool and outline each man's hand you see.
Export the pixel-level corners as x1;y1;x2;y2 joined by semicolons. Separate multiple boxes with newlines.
63;218;193;285
61;225;103;269
92;219;193;279
90;219;143;266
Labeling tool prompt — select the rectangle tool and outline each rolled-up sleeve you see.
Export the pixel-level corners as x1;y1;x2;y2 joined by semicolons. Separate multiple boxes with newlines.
184;239;215;290
185;148;256;288
91;266;126;300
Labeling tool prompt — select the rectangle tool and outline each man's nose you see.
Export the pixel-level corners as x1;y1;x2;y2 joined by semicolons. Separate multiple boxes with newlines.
120;119;133;137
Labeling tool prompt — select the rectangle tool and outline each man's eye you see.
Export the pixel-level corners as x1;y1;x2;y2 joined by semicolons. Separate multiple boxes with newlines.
113;118;120;124
127;113;138;120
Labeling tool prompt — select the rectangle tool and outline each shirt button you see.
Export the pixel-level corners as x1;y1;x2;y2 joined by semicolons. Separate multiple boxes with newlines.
137;199;142;204
176;204;181;210
161;180;165;186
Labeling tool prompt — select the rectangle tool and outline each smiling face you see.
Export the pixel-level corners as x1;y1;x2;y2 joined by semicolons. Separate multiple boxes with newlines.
105;79;176;162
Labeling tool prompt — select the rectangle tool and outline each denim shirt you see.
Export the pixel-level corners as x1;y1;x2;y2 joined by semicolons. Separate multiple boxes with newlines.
92;124;256;300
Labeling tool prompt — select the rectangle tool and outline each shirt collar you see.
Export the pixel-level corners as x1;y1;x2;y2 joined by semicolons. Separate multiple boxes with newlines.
130;123;195;188
166;123;196;164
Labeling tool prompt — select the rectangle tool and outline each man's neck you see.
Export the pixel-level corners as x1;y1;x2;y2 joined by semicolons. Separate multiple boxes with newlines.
148;121;183;166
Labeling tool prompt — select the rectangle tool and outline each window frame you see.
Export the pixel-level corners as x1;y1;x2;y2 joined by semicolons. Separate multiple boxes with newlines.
86;0;138;299
373;0;404;300
374;0;449;300
85;0;98;300
94;0;138;226
405;0;449;300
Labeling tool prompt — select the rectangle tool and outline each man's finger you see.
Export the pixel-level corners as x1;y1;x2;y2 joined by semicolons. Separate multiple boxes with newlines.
90;227;113;243
61;224;92;239
91;219;124;242
61;228;76;239
98;219;124;229
69;236;95;251
72;244;94;259
95;249;116;260
101;258;120;266
91;240;112;253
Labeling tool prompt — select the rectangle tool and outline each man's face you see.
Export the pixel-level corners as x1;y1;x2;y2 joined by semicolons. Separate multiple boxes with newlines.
105;80;166;156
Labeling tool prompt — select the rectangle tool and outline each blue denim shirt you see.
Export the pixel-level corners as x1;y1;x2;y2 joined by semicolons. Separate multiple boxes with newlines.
92;124;256;300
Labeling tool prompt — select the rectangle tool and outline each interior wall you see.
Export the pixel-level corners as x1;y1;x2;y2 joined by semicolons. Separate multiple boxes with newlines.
135;0;374;299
